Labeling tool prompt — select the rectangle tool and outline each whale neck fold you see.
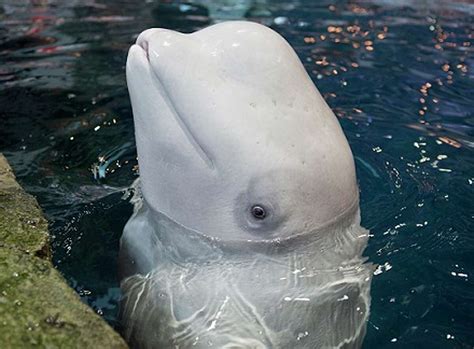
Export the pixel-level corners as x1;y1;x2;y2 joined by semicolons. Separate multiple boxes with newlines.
136;193;369;270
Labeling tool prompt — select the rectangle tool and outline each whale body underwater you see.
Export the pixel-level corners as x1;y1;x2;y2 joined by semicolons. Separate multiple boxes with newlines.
120;21;372;349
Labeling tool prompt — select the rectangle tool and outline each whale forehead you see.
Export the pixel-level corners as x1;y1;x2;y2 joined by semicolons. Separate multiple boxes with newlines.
142;21;312;103
126;21;358;239
137;21;344;164
138;21;299;83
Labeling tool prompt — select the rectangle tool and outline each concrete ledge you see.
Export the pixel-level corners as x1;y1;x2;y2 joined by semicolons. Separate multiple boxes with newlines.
0;154;128;348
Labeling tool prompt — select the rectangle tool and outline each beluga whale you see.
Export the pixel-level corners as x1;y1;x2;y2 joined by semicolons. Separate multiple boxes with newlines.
120;21;372;349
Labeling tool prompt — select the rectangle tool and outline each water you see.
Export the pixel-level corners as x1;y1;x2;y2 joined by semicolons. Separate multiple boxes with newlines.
0;0;472;347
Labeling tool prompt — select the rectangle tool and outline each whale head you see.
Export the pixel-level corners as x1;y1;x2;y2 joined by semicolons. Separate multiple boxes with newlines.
126;21;359;242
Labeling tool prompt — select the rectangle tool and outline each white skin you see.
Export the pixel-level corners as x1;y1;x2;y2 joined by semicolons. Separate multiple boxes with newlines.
126;21;359;242
121;21;371;349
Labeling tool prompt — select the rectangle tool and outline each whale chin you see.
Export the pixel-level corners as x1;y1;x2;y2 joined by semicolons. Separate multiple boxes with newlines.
127;44;148;70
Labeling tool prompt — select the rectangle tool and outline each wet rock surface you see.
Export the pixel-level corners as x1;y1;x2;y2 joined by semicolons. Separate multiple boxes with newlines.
0;154;127;348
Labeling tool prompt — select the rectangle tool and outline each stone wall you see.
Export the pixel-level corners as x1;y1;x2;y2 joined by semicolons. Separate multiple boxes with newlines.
0;154;128;348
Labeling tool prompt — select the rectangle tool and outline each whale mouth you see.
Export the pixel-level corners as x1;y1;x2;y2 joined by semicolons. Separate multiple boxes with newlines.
134;28;174;63
136;35;149;61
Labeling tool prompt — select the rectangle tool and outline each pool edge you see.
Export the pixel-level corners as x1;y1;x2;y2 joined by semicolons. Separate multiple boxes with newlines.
0;153;128;348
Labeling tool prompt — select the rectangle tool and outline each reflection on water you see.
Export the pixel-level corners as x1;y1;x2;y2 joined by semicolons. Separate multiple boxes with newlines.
0;0;472;348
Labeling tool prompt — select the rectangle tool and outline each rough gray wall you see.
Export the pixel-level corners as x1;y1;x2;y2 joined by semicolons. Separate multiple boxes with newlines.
0;154;128;348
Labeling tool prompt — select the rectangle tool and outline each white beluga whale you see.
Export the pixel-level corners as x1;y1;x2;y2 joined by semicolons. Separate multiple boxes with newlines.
120;21;372;349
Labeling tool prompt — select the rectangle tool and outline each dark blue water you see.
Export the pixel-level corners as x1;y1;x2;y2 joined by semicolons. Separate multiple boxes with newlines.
1;0;473;347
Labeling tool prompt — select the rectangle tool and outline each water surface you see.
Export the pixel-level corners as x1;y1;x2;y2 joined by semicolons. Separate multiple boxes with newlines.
0;0;473;348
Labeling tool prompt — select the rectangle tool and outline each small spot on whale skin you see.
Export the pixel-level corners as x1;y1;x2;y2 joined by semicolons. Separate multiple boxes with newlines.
250;102;257;108
272;99;277;106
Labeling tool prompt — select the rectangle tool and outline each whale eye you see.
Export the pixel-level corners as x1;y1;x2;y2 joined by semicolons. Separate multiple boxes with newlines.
251;205;266;220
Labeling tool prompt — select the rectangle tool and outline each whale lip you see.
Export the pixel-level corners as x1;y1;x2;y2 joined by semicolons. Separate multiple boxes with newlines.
127;44;149;70
136;42;149;61
131;29;162;64
135;33;150;61
134;28;174;63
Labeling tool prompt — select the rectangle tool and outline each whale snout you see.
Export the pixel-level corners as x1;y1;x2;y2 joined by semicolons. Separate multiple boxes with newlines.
132;28;190;69
135;38;149;61
135;28;171;61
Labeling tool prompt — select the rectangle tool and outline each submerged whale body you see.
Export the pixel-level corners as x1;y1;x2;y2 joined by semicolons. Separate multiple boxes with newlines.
120;21;372;348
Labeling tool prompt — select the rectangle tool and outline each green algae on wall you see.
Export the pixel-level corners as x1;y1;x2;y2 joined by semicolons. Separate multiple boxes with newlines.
0;154;128;348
